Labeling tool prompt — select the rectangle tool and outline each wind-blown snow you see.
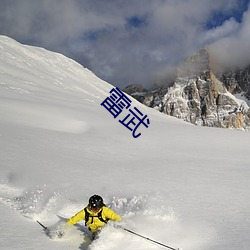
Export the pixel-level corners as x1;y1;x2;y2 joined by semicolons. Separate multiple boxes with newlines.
0;36;250;250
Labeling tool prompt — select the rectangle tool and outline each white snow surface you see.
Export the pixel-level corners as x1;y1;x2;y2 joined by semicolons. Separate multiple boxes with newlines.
0;36;250;250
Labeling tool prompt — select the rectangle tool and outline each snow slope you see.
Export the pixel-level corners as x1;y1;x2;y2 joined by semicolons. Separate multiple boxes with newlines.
0;36;250;250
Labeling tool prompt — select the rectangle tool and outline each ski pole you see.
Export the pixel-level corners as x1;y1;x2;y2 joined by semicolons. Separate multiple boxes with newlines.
122;227;180;250
37;220;48;231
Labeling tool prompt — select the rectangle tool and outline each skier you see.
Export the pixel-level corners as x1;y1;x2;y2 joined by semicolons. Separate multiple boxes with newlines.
66;194;121;239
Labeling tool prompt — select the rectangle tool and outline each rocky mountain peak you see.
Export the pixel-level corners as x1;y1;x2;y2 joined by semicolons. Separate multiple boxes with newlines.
123;49;250;130
177;49;210;78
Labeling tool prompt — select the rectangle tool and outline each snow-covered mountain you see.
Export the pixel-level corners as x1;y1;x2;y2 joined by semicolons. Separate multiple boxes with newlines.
0;36;250;250
124;49;250;130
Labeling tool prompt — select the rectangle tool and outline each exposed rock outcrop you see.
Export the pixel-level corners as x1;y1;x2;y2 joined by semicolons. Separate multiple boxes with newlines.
124;49;250;130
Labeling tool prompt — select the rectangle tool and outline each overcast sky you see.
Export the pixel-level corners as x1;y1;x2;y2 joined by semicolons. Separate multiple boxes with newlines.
0;0;249;88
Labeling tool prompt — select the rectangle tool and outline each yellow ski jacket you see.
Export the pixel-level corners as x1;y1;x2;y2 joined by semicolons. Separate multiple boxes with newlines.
67;206;121;233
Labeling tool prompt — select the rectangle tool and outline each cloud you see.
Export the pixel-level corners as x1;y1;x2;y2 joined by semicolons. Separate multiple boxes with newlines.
209;4;250;69
0;0;249;88
200;18;240;45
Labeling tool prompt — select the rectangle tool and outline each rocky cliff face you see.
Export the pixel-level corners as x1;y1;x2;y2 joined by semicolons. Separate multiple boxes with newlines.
217;66;250;99
123;49;250;130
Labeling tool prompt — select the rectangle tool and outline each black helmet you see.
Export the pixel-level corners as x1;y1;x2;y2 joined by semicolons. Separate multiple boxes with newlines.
89;195;104;210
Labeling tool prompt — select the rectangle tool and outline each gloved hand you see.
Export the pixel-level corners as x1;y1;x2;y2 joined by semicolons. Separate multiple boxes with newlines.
55;222;71;238
113;223;123;229
56;230;64;238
